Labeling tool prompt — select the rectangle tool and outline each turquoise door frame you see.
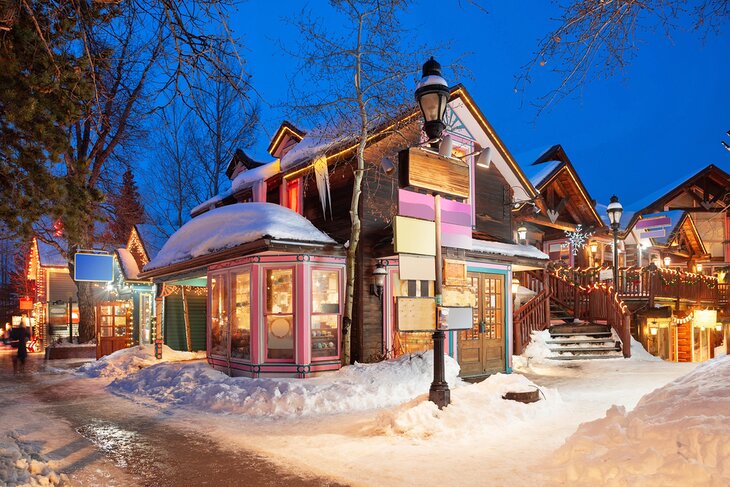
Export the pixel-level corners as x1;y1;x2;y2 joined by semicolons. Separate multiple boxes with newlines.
464;265;512;373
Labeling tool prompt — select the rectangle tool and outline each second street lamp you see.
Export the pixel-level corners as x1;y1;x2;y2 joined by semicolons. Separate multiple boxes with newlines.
606;195;623;287
415;57;450;409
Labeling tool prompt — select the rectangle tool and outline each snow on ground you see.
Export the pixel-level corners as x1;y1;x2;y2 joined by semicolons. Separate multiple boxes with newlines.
551;355;730;486
77;344;204;379
110;351;462;418
0;433;68;486
375;372;563;440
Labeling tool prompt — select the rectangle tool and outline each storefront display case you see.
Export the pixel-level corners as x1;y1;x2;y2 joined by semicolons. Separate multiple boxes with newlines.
207;255;344;377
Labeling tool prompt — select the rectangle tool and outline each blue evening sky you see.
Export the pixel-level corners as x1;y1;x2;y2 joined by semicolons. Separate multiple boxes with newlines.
229;1;729;210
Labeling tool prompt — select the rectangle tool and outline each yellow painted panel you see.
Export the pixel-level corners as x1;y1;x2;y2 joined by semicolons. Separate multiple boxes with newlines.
394;216;436;256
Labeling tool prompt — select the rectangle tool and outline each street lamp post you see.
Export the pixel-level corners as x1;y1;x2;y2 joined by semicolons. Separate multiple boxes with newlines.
606;195;623;288
416;57;450;409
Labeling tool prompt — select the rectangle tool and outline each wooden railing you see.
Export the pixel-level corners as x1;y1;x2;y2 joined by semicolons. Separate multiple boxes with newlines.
583;284;632;358
549;264;720;305
544;269;632;358
514;289;551;355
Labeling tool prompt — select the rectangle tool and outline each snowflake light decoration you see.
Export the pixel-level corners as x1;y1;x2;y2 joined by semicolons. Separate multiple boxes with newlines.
564;225;593;255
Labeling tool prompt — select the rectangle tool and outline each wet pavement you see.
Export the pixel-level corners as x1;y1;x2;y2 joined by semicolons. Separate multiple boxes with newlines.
0;348;348;486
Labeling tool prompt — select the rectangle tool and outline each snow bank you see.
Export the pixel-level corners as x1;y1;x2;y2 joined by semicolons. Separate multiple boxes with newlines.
0;432;68;486
377;372;562;439
552;355;730;486
110;351;462;418
77;344;205;379
512;330;554;368
145;203;336;270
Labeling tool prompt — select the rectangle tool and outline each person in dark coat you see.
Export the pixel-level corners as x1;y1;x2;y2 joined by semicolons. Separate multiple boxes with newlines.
10;322;31;373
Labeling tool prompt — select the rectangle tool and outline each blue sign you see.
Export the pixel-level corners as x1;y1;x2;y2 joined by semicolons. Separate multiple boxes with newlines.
74;253;114;282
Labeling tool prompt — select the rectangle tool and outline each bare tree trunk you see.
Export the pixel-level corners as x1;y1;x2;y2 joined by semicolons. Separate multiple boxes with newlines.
341;13;368;366
76;281;96;343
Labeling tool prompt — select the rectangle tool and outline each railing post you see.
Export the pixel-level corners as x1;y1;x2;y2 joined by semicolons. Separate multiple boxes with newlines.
623;313;631;358
544;269;551;328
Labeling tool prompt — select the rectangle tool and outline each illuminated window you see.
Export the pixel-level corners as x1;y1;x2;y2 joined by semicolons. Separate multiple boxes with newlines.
311;269;341;360
265;268;295;361
285;179;301;214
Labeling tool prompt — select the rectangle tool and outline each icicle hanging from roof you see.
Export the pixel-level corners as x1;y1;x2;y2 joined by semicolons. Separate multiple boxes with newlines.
313;155;332;219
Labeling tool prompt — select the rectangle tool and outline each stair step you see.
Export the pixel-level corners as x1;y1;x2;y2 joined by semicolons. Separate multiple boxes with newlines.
546;354;624;361
549;346;621;353
546;338;618;344
549;323;612;335
549;331;613;338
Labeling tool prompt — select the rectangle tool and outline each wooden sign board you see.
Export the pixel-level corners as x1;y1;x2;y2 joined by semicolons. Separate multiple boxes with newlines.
399;148;470;199
442;285;475;307
443;259;468;286
394;216;436;256
397;297;436;332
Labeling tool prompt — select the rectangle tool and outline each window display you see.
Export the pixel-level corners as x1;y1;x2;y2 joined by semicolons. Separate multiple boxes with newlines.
311;269;340;359
231;270;251;360
210;274;228;357
266;268;294;360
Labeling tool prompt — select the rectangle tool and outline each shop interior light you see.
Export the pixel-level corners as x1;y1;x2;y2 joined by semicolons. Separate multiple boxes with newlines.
590;242;598;253
650;327;658;336
663;256;671;267
716;323;723;332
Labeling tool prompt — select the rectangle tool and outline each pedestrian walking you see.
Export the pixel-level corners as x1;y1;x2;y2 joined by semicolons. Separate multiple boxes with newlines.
10;321;31;373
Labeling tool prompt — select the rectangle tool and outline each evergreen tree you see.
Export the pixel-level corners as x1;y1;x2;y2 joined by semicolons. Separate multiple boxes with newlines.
109;169;146;244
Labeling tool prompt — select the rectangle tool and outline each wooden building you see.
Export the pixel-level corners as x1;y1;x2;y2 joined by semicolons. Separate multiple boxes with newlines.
141;85;551;379
23;226;159;358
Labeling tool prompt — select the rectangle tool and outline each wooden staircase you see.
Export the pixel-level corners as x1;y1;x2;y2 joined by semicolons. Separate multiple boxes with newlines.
546;322;624;360
514;268;632;359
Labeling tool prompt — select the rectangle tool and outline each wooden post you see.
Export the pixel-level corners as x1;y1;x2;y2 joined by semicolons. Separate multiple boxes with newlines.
155;284;164;359
181;286;193;352
544;269;551;329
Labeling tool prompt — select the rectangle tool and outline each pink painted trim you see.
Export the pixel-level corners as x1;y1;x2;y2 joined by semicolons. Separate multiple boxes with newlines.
384;265;399;354
262;265;297;364
310;264;344;361
296;263;307;364
251;264;261;364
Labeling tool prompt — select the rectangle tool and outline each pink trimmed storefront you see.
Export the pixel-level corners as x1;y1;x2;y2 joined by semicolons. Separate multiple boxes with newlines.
206;254;345;377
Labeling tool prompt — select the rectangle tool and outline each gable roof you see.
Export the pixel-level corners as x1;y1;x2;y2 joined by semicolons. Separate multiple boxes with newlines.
225;149;267;180
623;164;730;233
267;121;306;158
276;84;538;201
518;144;604;229
652;212;708;258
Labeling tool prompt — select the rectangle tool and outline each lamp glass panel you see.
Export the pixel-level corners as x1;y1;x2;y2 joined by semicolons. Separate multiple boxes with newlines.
419;92;441;121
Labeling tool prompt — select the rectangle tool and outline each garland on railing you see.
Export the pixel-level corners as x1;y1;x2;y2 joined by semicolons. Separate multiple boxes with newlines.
657;268;718;288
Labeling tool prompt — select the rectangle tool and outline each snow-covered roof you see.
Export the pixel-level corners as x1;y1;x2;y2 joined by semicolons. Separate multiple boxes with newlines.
471;239;549;260
37;239;66;267
190;160;280;217
523;160;562;187
280;130;352;171
116;248;142;280
145;203;337;271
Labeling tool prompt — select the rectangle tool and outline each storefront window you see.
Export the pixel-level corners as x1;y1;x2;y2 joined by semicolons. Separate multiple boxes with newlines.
693;326;710;362
311;269;340;359
231;270;251;360
266;268;294;360
140;294;152;344
210;274;228;357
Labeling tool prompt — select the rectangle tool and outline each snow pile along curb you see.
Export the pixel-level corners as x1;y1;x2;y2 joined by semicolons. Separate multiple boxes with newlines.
110;351;462;418
376;372;563;439
552;355;730;485
0;433;68;486
77;344;205;379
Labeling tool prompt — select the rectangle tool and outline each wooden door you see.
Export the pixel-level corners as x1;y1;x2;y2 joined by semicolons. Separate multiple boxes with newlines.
458;272;506;377
97;301;131;359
